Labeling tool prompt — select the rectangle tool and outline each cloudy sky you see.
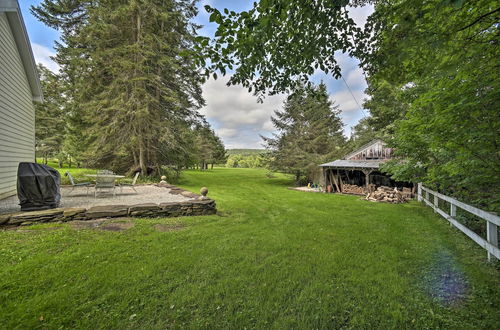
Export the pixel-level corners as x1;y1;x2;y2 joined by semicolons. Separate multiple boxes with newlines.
21;0;373;149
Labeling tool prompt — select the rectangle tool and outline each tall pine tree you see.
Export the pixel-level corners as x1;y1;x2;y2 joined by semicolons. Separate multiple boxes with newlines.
32;0;206;174
263;83;346;183
34;64;66;165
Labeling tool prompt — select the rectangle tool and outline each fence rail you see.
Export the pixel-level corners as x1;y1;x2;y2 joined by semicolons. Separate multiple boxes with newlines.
417;183;499;261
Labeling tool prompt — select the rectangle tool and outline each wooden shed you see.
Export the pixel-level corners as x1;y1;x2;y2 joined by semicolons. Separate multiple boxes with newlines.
320;139;412;194
0;0;43;199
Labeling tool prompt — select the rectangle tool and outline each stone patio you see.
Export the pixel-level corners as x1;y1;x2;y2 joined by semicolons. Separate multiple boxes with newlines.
0;184;216;227
0;185;192;214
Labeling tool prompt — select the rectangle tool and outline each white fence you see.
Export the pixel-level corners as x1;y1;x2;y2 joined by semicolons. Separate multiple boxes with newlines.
417;183;499;261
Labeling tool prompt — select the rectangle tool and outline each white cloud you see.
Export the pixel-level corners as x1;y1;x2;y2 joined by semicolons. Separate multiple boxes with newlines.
348;4;374;28
200;75;285;148
31;43;59;73
262;120;274;132
345;67;367;89
331;89;367;113
217;128;238;138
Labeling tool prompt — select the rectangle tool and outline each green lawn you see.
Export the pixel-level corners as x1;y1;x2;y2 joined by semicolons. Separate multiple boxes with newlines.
1;168;498;328
36;159;97;185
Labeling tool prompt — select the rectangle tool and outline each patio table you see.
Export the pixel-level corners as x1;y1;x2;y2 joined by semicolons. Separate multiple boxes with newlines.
85;174;125;197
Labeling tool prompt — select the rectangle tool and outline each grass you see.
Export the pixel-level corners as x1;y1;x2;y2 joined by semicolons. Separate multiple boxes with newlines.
1;168;499;328
37;159;98;185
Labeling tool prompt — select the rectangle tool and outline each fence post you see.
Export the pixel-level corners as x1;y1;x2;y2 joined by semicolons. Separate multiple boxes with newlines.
487;221;498;262
450;203;456;227
433;194;439;213
417;183;422;202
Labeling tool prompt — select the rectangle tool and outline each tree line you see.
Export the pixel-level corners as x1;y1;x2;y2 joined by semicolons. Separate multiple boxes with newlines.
32;0;226;176
225;153;267;168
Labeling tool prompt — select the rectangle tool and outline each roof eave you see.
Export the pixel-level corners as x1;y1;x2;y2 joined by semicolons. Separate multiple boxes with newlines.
320;165;380;170
343;138;385;160
319;159;385;169
1;1;44;102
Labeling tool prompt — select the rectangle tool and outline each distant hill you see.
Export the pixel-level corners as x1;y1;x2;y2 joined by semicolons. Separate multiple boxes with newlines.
226;149;267;155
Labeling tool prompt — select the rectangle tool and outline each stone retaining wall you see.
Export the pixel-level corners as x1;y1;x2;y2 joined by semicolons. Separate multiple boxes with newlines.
0;199;216;227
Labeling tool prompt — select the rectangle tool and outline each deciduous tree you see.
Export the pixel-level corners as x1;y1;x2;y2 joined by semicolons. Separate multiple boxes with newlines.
197;0;367;97
363;0;500;210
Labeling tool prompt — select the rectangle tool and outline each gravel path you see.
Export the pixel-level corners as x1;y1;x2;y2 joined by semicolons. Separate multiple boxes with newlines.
0;185;191;214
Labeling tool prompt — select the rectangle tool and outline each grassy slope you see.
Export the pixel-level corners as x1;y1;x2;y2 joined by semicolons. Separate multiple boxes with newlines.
0;168;498;328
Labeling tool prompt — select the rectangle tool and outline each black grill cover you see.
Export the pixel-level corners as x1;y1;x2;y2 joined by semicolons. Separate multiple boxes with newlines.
17;162;61;211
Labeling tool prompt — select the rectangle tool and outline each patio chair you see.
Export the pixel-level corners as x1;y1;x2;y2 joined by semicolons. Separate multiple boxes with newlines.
94;170;116;198
119;172;140;194
64;171;92;196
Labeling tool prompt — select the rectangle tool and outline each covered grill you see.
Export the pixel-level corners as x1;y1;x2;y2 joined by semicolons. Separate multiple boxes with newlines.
17;162;61;211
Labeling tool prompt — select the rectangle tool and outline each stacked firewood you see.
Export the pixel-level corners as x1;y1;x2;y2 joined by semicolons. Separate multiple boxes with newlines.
341;184;367;195
402;187;414;199
365;186;409;204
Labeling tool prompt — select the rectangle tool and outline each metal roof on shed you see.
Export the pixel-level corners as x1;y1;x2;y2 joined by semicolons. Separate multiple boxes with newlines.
319;159;384;169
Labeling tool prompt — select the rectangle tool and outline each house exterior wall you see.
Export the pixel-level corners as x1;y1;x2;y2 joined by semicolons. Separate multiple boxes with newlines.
0;12;36;199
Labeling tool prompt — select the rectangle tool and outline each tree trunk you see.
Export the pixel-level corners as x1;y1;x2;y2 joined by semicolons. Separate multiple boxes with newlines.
155;163;162;177
139;140;146;175
132;150;138;167
134;8;144;175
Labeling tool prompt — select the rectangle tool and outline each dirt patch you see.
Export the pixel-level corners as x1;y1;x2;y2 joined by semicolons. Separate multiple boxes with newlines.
422;249;469;306
70;219;107;230
153;224;185;232
99;222;134;231
70;218;134;231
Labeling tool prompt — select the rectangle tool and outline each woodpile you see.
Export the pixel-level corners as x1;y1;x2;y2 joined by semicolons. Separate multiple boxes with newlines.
365;186;410;204
401;187;413;199
341;184;367;195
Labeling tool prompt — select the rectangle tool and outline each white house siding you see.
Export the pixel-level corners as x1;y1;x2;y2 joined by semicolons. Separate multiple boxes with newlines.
0;12;36;199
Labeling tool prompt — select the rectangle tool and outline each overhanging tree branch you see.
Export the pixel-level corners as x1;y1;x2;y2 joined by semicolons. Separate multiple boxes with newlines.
457;7;500;32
